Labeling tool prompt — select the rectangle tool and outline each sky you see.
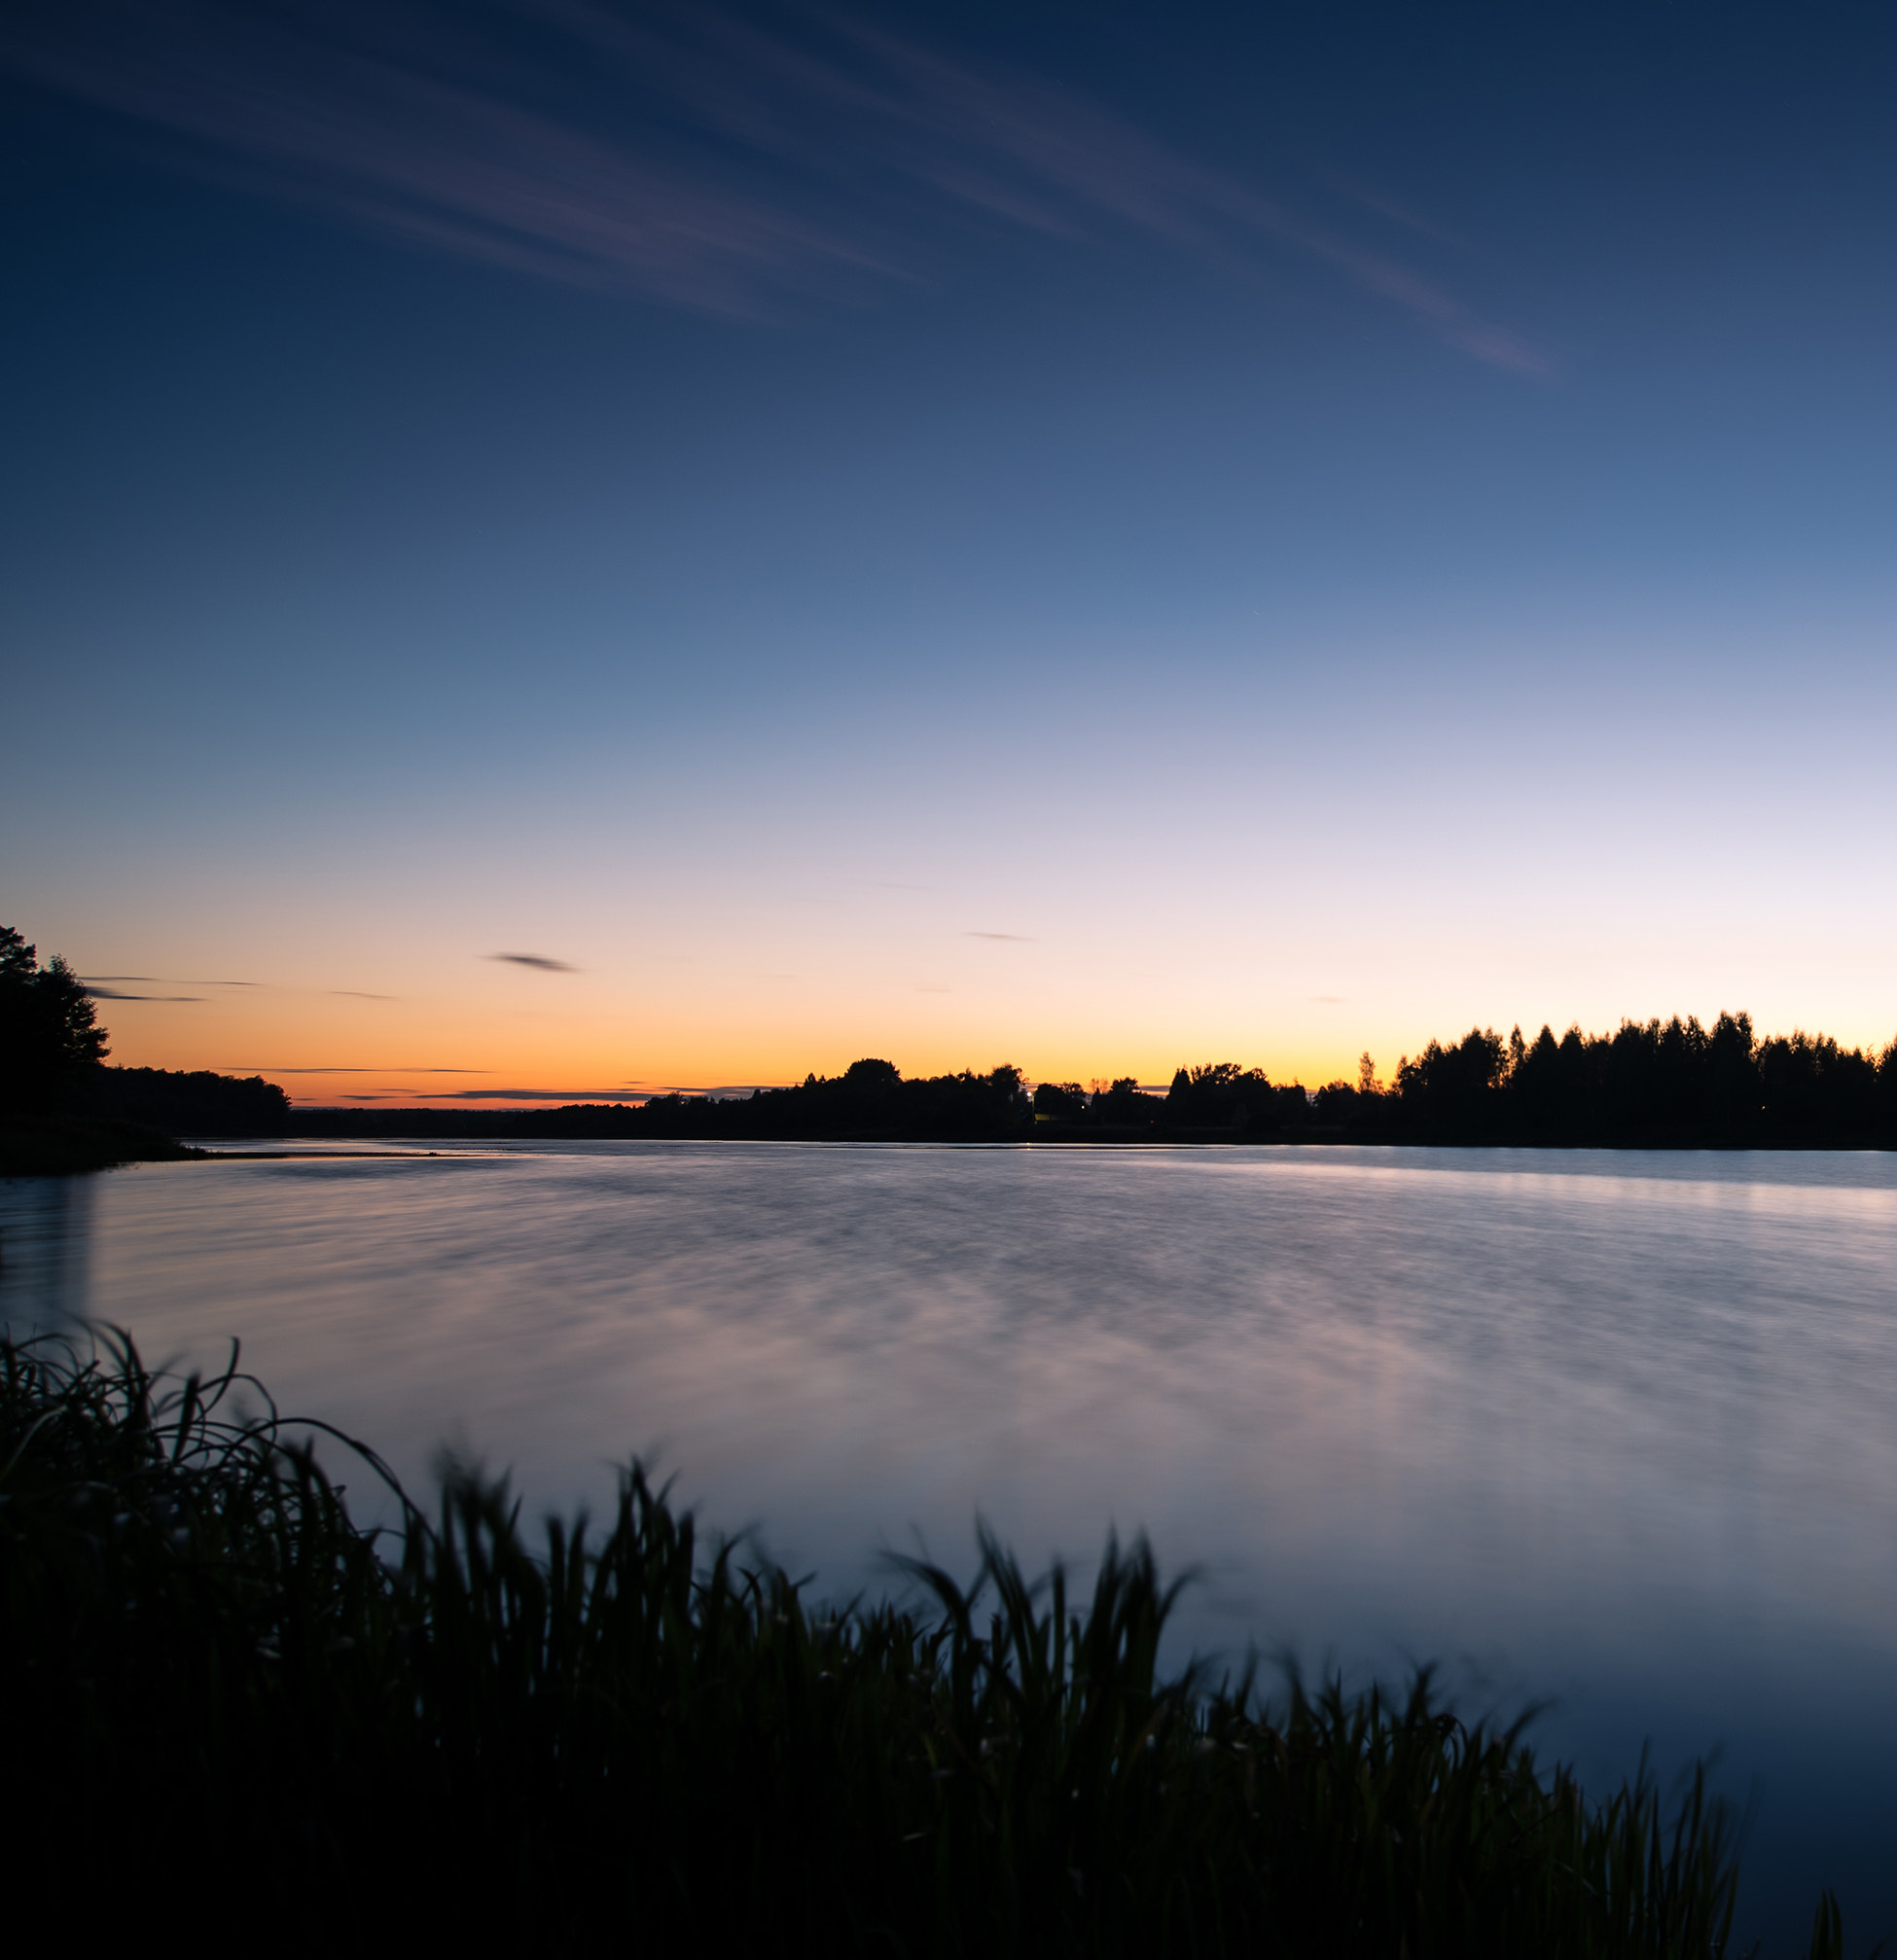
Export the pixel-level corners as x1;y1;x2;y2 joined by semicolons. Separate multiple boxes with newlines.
4;0;1895;1107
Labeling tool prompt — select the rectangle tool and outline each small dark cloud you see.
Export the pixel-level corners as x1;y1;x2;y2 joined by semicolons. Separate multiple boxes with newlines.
330;990;396;999
486;952;579;972
84;986;204;1001
964;932;1033;942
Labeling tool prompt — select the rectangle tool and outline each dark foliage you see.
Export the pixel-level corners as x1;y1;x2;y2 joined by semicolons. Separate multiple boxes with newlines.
1386;1015;1897;1146
0;926;286;1167
160;1002;1890;1153
68;1064;293;1137
289;1015;1897;1149
1094;1078;1165;1126
0;924;108;1117
1;1330;1855;1957
1165;1063;1309;1134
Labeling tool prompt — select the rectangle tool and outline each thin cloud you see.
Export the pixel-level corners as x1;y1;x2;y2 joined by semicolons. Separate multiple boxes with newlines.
1329;174;1475;253
964;931;1032;942
82;973;260;984
8;0;1552;371
330;990;396;999
222;1066;493;1073
83;987;205;1001
1308;994;1347;1004
7;0;890;318
486;952;579;972
836;18;1554;374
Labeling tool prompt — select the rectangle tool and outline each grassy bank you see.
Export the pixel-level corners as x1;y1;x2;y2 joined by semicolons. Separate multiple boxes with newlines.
0;1330;1854;1957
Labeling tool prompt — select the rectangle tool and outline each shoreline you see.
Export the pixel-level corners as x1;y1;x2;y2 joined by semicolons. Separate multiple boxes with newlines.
11;1130;1894;1176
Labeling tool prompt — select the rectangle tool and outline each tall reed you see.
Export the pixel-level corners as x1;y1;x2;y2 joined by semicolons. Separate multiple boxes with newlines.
0;1328;1855;1955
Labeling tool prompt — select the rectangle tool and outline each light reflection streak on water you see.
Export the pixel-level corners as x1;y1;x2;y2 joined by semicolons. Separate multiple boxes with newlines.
2;1140;1894;1951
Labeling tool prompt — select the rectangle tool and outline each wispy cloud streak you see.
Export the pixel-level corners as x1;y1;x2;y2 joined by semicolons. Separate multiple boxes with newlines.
486;951;579;972
83;986;205;1001
82;974;259;984
10;0;1549;370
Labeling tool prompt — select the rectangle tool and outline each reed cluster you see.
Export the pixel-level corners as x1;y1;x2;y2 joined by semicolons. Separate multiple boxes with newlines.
0;1330;1848;1956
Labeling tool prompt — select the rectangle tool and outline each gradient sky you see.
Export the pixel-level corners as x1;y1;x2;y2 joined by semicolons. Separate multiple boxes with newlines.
5;0;1895;1106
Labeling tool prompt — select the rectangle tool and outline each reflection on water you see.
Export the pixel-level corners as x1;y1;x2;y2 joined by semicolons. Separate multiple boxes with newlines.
4;1141;1895;1950
0;1168;95;1324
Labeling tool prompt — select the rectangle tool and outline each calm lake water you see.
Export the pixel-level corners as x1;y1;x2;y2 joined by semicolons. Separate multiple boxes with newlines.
4;1141;1894;1950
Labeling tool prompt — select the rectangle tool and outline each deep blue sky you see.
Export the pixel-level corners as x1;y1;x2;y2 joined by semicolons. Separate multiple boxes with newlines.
5;1;1895;1097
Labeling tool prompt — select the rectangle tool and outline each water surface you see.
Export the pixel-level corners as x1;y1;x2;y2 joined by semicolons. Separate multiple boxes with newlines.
4;1141;1893;1950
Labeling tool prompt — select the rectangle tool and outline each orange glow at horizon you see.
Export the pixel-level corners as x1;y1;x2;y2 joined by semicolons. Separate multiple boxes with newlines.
49;857;1897;1121
82;981;1895;1114
81;963;1415;1110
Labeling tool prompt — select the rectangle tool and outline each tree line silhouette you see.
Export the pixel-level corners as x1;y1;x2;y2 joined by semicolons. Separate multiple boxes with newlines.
66;1066;292;1137
1366;1013;1895;1145
289;1016;1896;1147
4;920;1891;1150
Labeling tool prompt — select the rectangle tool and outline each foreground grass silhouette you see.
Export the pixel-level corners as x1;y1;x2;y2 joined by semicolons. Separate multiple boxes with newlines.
0;1330;1853;1957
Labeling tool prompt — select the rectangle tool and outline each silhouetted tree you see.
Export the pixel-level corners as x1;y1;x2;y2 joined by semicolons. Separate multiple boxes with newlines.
1094;1078;1162;1125
254;1016;1897;1149
1704;1012;1760;1133
1311;1079;1360;1124
1759;1030;1879;1138
617;1058;1033;1141
0;925;109;1117
1165;1063;1305;1131
71;1065;292;1137
1394;1027;1507;1137
1033;1082;1088;1120
1509;1024;1578;1136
